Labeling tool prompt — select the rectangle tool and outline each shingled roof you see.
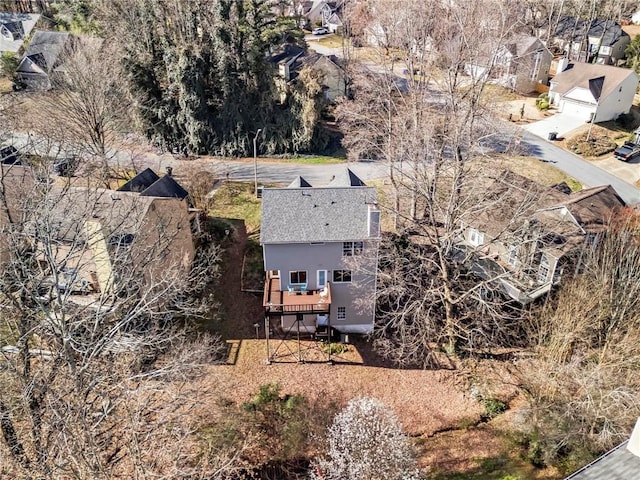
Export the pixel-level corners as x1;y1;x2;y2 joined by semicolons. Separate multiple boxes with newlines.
288;176;312;188
327;168;366;187
551;63;637;100
261;185;377;244
118;168;160;193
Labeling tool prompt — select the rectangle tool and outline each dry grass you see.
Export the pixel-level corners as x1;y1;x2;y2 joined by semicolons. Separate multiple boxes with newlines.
489;155;582;190
197;339;484;436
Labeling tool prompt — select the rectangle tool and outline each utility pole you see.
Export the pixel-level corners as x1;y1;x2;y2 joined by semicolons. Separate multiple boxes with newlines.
253;128;263;197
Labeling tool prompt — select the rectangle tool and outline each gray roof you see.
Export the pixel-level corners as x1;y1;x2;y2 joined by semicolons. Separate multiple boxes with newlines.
0;13;40;53
17;30;72;74
564;441;640;479
288;176;312;188
327;168;366;187
261;186;377;243
554;17;629;47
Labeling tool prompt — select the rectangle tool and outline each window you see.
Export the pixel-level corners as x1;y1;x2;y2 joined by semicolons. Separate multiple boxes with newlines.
368;209;381;237
333;270;352;283
529;51;542;81
537;256;549;283
337;307;346;321
342;241;364;256
317;270;327;288
468;228;484;247
289;270;307;285
507;246;518;266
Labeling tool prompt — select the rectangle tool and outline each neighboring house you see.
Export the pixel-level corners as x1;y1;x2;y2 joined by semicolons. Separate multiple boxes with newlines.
465;35;553;93
0;166;195;301
0;12;40;53
299;0;344;31
270;44;348;102
15;30;75;90
551;17;630;65
261;169;381;337
548;62;638;122
564;418;640;479
458;171;625;304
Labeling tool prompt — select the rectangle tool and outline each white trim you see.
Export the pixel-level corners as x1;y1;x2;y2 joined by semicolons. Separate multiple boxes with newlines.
317;269;327;288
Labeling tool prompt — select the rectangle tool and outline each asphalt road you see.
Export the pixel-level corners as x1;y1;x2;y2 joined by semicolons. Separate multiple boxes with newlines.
5;114;640;204
521;132;640;205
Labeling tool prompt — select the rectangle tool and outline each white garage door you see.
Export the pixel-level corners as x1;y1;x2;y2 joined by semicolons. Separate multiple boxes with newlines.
560;100;595;123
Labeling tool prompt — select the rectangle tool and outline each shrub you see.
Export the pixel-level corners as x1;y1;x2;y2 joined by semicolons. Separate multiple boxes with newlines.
482;398;508;420
1;52;19;79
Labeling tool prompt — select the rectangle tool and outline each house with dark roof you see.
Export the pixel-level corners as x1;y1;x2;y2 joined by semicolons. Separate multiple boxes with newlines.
551;17;630;65
548;63;638;122
465;35;552;93
15;30;76;90
564;418;640;479
270;44;348;103
0;165;195;302
299;0;344;32
458;171;625;303
118;168;189;201
0;12;40;53
261;168;380;336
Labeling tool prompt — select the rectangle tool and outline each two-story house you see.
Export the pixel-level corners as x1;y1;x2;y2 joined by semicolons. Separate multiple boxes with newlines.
465;35;553;93
551;17;630;65
458;171;624;303
261;169;380;344
0;165;195;304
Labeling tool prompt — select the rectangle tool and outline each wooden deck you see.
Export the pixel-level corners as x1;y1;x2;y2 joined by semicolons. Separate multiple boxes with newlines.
263;277;331;316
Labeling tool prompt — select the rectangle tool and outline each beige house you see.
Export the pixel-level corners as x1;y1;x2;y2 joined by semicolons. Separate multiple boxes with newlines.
0;166;195;304
458;172;625;303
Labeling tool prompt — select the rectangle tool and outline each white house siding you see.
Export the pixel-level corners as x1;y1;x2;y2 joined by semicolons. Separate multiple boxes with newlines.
263;241;378;333
596;73;638;122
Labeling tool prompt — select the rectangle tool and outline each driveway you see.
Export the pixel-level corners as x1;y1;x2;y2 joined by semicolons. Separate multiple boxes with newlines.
523;112;586;139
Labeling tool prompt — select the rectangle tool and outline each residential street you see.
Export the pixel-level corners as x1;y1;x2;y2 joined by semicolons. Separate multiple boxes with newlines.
5;127;640;203
521;132;640;204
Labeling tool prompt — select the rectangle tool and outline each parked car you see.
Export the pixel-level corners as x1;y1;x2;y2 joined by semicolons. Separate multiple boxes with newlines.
312;27;328;35
613;142;640;162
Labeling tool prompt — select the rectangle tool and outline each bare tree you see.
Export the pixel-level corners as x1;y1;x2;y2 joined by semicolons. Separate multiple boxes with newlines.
514;210;640;471
0;161;232;478
337;0;536;365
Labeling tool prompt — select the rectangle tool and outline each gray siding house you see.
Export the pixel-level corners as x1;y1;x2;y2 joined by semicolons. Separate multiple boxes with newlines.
261;169;380;337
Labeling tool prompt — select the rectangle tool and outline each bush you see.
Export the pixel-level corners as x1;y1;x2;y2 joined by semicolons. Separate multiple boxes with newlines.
482;397;508;420
535;93;550;111
1;52;19;79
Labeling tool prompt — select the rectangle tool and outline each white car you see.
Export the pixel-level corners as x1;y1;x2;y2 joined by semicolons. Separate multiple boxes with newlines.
312;27;328;35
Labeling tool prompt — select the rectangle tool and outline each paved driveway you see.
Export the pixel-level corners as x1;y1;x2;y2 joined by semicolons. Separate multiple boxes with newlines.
523;112;587;139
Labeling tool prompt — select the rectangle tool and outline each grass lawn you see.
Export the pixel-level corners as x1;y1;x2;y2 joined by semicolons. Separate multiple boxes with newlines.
208;182;263;233
316;34;348;49
492;155;582;191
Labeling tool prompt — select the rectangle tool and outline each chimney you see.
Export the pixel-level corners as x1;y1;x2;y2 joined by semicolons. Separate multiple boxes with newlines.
627;417;640;458
166;166;173;176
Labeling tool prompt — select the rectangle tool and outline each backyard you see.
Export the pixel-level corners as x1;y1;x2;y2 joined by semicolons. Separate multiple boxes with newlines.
201;177;565;479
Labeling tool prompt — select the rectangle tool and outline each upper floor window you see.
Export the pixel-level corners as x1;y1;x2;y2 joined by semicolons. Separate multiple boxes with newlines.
468;228;484;247
333;270;352;283
342;241;363;256
290;270;307;285
337;306;346;320
538;256;550;283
